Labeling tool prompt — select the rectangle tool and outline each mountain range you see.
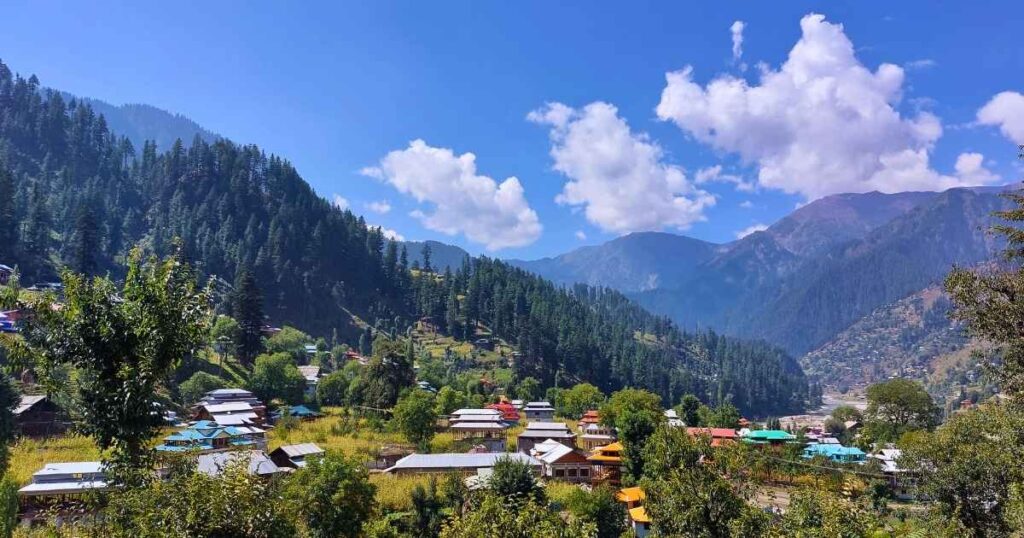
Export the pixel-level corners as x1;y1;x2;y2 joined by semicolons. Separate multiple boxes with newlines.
26;66;1017;393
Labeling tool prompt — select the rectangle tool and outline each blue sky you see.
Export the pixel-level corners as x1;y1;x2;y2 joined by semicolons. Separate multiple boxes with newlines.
2;1;1022;258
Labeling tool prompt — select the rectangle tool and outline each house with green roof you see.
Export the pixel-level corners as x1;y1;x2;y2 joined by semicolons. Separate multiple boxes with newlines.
741;429;797;446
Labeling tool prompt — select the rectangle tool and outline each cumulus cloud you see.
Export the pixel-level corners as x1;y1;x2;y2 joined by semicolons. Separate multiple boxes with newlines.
529;101;715;234
332;194;349;210
695;165;756;192
730;21;745;61
575;230;587;240
978;91;1024;144
656;13;998;200
366;200;392;214
362;140;542;250
735;223;768;239
372;224;403;240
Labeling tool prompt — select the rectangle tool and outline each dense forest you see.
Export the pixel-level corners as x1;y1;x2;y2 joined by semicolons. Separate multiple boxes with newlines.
0;60;811;415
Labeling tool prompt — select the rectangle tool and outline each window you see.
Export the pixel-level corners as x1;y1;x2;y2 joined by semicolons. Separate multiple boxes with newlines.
580;468;589;477
568;468;577;477
555;469;565;477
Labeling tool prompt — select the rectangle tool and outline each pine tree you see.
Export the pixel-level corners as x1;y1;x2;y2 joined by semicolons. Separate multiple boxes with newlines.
0;165;17;262
68;202;101;275
421;243;433;273
232;269;264;365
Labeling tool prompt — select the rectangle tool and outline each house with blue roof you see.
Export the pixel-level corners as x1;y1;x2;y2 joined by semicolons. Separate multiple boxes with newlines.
271;405;320;422
802;443;867;464
156;421;265;453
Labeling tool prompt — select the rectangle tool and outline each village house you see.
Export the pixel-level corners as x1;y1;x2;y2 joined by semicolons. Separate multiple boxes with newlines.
741;429;797;448
197;450;285;477
297;365;320;397
579;423;616;451
531;439;591;483
194;388;267;426
14;395;68;437
522;401;555;421
384;452;542;475
870;448;914;499
155;420;265;453
579;410;601;429
664;409;685;428
0;310;17;333
616;487;650;538
517;421;576;453
588;442;625;486
18;462;109;526
271;404;320;422
802;443;867;464
685;427;738;447
448;408;509;452
486;401;521;422
0;264;13;285
269;443;325;469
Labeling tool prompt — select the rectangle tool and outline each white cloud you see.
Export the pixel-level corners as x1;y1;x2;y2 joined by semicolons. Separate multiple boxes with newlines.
575;230;587;240
366;200;392;214
735;223;768;239
739;200;754;209
695;165;756;192
362;139;542;250
730;21;745;61
978;91;1024;145
529;101;715;234
332;194;349;210
371;225;405;242
656;13;998;200
954;152;1000;184
904;59;936;70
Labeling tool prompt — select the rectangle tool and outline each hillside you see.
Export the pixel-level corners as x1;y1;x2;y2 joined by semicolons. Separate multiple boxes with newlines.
800;285;969;390
63;93;220;151
509;232;719;292
0;59;810;416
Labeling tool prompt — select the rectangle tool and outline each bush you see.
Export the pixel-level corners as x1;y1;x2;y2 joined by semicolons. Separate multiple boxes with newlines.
178;371;225;405
317;371;349;406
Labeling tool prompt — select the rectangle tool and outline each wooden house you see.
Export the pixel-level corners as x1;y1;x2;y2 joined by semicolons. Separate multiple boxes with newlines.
14;395;68;437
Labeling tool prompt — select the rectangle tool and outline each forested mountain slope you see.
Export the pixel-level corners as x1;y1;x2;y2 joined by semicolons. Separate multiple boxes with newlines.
0;60;810;415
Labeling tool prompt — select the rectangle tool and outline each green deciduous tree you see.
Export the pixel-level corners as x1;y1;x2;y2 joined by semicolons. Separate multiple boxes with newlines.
515;376;541;402
440;494;594;538
488;455;544;503
901;402;1024;537
249;352;306;405
285;453;376;538
16;247;209;481
393;389;438;450
178;371;225;406
434;386;468;416
349;337;416;410
316;370;349;406
863;379;939;443
103;457;295;538
557;383;605;419
562;485;625;538
600;388;664;483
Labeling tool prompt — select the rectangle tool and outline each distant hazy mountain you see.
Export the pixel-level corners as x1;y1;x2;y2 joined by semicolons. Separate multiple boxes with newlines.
516;186;1016;366
400;240;470;272
62;93;220;151
509;232;720;292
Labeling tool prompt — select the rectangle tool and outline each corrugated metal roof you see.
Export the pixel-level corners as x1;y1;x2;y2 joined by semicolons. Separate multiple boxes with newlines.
386;452;540;472
204;402;254;413
197;450;281;476
536;443;575;464
275;443;324;458
33;462;103;476
524;422;570;431
19;480;108;495
451;408;500;416
14;395;47;415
